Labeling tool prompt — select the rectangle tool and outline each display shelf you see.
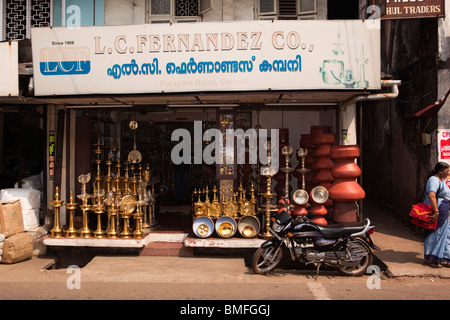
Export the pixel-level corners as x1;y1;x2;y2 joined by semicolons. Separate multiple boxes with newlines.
42;234;153;248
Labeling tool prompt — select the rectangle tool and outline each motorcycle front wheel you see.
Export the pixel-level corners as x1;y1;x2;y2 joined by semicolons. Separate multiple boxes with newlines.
251;244;284;275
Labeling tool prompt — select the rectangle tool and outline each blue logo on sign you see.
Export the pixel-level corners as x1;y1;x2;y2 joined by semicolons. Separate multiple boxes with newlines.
39;47;91;76
40;61;91;75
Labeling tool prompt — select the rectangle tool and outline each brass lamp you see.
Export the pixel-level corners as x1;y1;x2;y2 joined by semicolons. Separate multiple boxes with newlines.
64;191;78;238
77;173;93;238
92;189;106;239
50;186;65;238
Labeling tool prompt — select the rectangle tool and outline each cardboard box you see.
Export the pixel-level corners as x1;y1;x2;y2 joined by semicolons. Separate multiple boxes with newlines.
1;232;33;264
0;200;25;237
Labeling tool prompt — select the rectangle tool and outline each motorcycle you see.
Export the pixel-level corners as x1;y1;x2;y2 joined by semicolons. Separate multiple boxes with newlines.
251;186;380;278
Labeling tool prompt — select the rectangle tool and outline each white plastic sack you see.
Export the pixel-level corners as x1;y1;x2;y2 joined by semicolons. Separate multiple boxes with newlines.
22;209;40;230
14;172;42;190
0;234;4;242
0;188;41;210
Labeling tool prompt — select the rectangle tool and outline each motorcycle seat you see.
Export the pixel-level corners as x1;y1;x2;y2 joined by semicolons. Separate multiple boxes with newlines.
315;218;369;239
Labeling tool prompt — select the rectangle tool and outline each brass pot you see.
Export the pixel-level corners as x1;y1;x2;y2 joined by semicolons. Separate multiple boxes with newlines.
237;216;260;238
215;216;237;238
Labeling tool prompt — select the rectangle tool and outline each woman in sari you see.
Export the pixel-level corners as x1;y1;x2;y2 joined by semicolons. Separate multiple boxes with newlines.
423;162;450;268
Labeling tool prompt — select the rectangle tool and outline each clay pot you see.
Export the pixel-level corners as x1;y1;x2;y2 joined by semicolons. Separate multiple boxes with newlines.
328;180;365;202
329;144;360;159
328;145;365;223
312;133;335;146
310;203;328;225
332;202;357;222
310;125;331;135
331;162;361;180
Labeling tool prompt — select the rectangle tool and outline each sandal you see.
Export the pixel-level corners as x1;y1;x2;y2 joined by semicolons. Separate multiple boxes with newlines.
424;260;443;268
440;262;450;268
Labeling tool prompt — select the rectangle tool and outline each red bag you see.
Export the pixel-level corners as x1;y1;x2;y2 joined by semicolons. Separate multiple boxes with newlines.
410;203;437;230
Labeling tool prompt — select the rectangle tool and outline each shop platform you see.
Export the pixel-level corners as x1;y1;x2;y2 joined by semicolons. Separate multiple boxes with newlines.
42;234;153;248
184;235;265;248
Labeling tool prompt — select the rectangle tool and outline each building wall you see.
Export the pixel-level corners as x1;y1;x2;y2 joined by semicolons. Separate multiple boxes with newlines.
104;0;328;23
438;2;450;128
104;0;146;25
361;18;438;223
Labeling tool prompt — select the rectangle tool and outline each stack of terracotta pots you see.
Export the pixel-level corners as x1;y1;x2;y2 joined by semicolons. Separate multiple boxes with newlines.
328;145;365;222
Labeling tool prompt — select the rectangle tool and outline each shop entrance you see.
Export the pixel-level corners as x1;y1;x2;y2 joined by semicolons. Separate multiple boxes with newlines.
83;108;219;233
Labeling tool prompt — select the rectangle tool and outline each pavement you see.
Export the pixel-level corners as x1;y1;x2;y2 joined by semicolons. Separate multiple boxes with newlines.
363;200;450;278
2;199;450;280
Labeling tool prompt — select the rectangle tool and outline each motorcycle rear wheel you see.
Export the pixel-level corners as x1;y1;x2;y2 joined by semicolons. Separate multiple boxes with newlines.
251;245;284;275
336;239;373;277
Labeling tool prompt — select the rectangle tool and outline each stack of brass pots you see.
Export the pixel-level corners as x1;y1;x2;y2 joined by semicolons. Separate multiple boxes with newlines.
192;182;261;239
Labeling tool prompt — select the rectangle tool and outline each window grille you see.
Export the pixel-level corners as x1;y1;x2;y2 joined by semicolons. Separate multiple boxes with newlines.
5;0;51;40
149;0;199;22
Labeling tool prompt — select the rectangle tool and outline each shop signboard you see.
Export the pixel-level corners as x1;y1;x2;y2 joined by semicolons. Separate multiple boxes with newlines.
31;20;380;96
49;131;56;179
0;41;19;97
437;129;450;187
359;0;445;20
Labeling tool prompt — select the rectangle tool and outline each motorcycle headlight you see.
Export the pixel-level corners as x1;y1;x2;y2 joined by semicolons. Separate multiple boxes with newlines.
310;186;329;204
272;221;283;232
293;189;309;205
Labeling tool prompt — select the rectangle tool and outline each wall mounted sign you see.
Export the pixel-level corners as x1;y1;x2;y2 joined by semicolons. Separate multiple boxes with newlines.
438;129;450;163
360;0;445;20
31;20;380;96
49;131;56;178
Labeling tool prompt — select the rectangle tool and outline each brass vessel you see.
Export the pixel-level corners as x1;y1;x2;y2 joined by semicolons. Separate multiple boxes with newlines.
260;143;277;239
208;185;222;218
120;194;136;239
64;191;79;238
215;216;237;238
106;192;119;239
92;189;106;239
222;185;238;217
133;190;147;239
194;189;205;216
78;173;93;238
50;186;64;238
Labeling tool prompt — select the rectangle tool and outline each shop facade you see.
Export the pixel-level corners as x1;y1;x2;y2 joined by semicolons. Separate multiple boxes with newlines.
0;0;407;252
30;18;392;247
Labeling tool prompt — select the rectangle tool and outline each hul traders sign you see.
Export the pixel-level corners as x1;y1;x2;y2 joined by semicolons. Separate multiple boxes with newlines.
359;0;445;20
31;20;380;96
